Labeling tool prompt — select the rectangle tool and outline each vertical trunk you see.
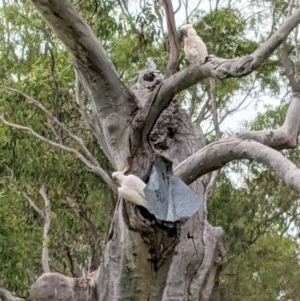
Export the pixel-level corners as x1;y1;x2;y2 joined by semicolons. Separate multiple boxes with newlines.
96;71;223;300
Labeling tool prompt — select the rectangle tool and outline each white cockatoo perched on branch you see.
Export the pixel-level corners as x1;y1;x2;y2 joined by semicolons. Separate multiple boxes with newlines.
112;171;152;213
181;24;208;64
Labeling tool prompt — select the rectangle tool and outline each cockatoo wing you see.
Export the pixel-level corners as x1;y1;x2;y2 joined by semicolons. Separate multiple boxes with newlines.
184;36;207;63
122;174;146;198
184;45;201;63
113;173;152;212
118;186;152;212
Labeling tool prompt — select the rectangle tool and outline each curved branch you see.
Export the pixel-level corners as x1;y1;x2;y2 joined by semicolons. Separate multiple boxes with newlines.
0;85;106;168
29;0;134;113
238;92;300;149
176;90;300;185
175;137;300;192
29;0;138;169
0;288;24;301
131;7;300;145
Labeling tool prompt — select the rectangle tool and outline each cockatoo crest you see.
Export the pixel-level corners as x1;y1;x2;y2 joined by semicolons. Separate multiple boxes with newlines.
181;23;208;64
112;171;152;213
181;24;197;36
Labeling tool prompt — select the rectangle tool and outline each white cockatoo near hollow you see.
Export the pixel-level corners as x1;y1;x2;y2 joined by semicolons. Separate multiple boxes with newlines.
145;57;157;71
181;24;208;64
112;171;152;213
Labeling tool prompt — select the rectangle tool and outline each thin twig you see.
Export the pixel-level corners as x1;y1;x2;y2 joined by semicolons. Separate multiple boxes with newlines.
39;184;51;273
0;115;117;193
0;85;101;166
209;78;222;139
204;78;222;213
8;168;45;219
66;196;97;233
163;0;180;78
278;0;300;92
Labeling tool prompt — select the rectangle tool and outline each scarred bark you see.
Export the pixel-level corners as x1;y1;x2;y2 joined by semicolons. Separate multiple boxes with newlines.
12;1;300;301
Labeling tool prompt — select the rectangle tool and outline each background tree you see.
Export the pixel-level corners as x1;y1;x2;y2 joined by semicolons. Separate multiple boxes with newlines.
0;0;300;301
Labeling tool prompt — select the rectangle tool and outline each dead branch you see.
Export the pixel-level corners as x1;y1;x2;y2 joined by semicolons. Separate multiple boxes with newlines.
204;78;222;208
209;78;222;139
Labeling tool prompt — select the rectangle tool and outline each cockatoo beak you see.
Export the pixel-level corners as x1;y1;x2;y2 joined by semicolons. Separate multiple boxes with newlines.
181;29;187;37
112;169;127;184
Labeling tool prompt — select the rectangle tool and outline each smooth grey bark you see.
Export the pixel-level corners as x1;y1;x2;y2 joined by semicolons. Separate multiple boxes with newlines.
24;1;300;301
30;0;138;170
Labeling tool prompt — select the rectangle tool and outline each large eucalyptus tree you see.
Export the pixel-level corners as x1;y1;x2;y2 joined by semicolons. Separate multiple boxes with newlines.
1;0;300;300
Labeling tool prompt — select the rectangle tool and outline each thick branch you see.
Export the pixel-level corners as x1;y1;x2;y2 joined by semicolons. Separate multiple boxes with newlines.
175;138;300;192
132;7;300;144
29;0;133;113
238;92;300;149
29;0;138;169
163;0;180;78
74;70;115;166
39;185;51;273
176;92;300;185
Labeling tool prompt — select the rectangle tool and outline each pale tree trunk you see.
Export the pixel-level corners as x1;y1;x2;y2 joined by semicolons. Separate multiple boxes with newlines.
7;1;299;301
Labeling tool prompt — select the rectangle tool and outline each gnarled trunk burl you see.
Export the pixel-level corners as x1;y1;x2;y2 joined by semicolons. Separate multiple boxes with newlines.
28;1;300;301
